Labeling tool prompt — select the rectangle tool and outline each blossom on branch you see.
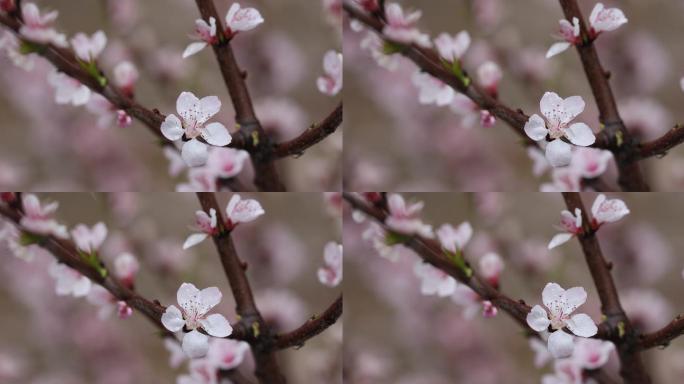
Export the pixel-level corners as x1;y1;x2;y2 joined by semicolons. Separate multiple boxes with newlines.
588;3;628;36
383;2;431;47
19;2;67;47
20;193;68;238
70;31;107;62
182;17;218;59
318;241;343;287
161;283;233;358
478;252;503;287
71;222;107;254
47;70;91;106
548;208;582;249
113;61;139;95
546;17;580;59
0;31;34;70
225;194;265;229
476;61;502;96
414;261;457;297
436;222;472;254
225;2;264;38
385;193;433;237
591;194;629;227
87;285;132;320
48;261;92;297
412;71;454;106
113;252;139;287
434;31;470;62
317;50;343;96
183;208;218;250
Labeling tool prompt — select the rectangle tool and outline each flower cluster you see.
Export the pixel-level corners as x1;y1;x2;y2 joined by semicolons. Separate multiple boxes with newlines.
175;338;250;384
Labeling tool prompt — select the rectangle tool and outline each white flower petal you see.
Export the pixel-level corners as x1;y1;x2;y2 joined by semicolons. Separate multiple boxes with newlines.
546;42;571;59
565;122;595;146
182;329;210;358
176;91;200;118
181;139;209;167
201;122;231;146
527;305;551;332
182;42;208;59
200;313;233;337
161;114;183;141
548;233;573;250
540;92;563;120
183;233;208;250
199;286;222;310
161;305;186;332
524;114;548;141
542;283;565;309
562;286;588;313
547;330;575;358
545;139;573;167
567;313;598;337
199;96;221;123
177;283;200;311
561;96;585;122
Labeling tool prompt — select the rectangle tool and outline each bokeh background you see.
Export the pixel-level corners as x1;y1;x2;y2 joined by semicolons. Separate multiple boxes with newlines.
0;0;342;191
344;192;684;383
0;192;342;383
344;0;684;191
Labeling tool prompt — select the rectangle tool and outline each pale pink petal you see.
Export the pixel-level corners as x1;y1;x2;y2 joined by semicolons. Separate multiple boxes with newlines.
200;314;233;337
561;96;585;121
182;329;210;358
565;122;595;146
540;92;564;121
527;304;551;332
177;282;200;311
161;305;185;332
542;282;566;309
176;91;200;118
183;233;208;250
567;313;598;337
199;96;221;123
182;42;208;59
524;114;548;141
161;114;183;141
547;330;574;358
546;42;571;59
201;122;231;146
181;139;209;167
548;233;573;250
199;286;222;310
545;139;573;167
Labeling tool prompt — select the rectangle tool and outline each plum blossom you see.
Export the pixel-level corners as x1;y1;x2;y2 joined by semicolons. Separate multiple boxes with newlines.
591;194;629;226
161;283;233;358
478;252;503;286
48;261;92;297
0;31;34;70
176;168;217;192
87;285;132;319
412;71;454;106
318;241;343;287
572;337;614;370
436;222;472;254
225;3;264;37
360;32;400;71
548;208;582;249
183;17;218;59
177;358;218;384
47;70;91;106
362;222;403;262
0;222;36;261
71;222;107;254
482;300;497;318
161;91;232;167
449;94;480;128
546;17;580;59
317;50;343;96
385;193;433;237
541;168;582;192
383;2;431;47
19;2;67;47
20;193;68;238
70;31;107;62
480;110;496;128
205;147;249;179
434;31;470;62
524;92;595;167
414;261;456;297
206;338;250;370
450;284;481;318
571;147;612;179
183;208;218;250
225;194;265;229
526;282;598;358
589;3;628;36
113;61;139;95
113;252;139;287
476;61;502;95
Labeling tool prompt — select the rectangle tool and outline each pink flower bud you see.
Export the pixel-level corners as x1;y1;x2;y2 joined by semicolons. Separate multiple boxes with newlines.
117;301;133;319
476;61;502;96
482;300;497;318
116;110;132;128
480;110;496;128
113;61;138;95
114;252;139;287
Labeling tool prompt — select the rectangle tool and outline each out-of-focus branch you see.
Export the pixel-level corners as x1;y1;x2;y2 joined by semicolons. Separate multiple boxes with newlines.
195;193;285;384
274;102;343;158
193;0;285;191
640;315;684;349
561;193;651;384
275;295;343;349
637;124;684;160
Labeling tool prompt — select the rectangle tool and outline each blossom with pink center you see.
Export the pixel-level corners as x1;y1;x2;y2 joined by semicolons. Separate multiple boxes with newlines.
526;282;598;358
383;2;431;47
182;208;218;250
182;17;218;59
113;61;138;95
71;222;107;254
177;358;218;384
434;31;471;62
161;283;233;358
47;70;91;106
482;300;497;318
540;167;582;192
570;147;612;179
206;338;249;370
591;194;629;226
414;261;456;297
206;147;249;179
317;50;342;96
161;91;232;167
546;17;580;59
225;3;264;37
87;285;132;319
412;71;454;106
48;261;92;297
476;61;502;95
225;194;265;229
480;110;496;128
318;241;343;287
572;337;614;370
548;208;582;249
478;252;503;286
19;2;67;47
589;3;628;36
542;359;583;384
113;252;139;287
70;31;107;62
20;193;68;238
385;193;433;237
176;168;217;192
436;222;472;254
524;92;595;167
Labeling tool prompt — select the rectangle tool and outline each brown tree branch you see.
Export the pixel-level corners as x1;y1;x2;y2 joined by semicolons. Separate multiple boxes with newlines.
195;192;285;384
640;315;684;349
274;102;343;158
557;0;649;191
193;0;285;191
275;295;343;349
561;192;650;384
637;124;684;160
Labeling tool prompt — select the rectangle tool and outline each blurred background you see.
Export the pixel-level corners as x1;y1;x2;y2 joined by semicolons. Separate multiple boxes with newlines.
344;0;684;191
344;192;684;383
0;192;342;383
0;0;342;191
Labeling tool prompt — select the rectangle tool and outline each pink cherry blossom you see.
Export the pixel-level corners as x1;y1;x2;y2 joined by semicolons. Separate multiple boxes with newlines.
206;338;249;370
589;3;628;36
317;50;343;96
476;61;502;95
205;147;249;179
177;358;218;384
591;194;629;226
383;2;431;47
542;359;583;384
20;193;68;238
161;91;232;167
482;300;497;318
540;167;582;192
412;71;454;106
19;2;67;47
449;93;480;128
572;337;614;370
113;61;138;95
570;147;612;179
0;222;36;261
318;241;343;287
70;31;107;62
113;252;139;287
479;110;496;128
183;17;218;59
385;193;433;237
48;261;92;297
450;284;481;318
526;282;597;358
183;208;218;250
524;92;595;167
176;168;217;192
161;283;233;358
436;222;472;254
546;17;580;59
47;70;91;106
414;261;456;297
548;208;582;249
434;31;471;62
478;252;503;286
225;194;265;228
71;222;107;254
225;2;264;37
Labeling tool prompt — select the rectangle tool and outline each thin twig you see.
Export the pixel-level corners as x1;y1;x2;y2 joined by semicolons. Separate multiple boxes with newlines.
640;315;684;349
275;295;342;349
637;124;684;160
274;102;343;158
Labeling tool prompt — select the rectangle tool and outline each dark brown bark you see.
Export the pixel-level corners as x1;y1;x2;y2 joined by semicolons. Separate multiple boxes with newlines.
274;102;343;158
640;315;684;349
637;125;684;160
275;295;343;349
